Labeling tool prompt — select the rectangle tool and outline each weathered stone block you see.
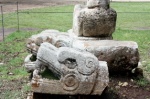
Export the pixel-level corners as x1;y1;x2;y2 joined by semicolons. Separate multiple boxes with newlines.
87;0;110;9
31;42;109;95
26;30;72;55
24;0;142;97
25;30;140;75
72;40;139;74
68;29;113;40
72;1;117;37
24;54;36;73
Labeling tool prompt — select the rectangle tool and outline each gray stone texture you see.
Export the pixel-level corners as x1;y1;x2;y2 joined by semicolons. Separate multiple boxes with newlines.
31;42;109;95
87;0;110;9
24;0;141;96
72;0;117;37
25;30;140;74
26;30;72;55
68;29;113;40
24;54;36;73
72;40;139;74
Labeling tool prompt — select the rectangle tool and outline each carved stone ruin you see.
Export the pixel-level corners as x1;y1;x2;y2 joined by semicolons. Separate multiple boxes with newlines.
72;0;116;38
30;42;109;95
24;0;140;98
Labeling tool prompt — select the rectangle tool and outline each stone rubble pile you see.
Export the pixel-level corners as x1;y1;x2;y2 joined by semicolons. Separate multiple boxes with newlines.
24;0;141;97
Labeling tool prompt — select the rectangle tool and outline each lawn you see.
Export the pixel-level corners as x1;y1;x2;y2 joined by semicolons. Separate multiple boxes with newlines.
0;2;150;99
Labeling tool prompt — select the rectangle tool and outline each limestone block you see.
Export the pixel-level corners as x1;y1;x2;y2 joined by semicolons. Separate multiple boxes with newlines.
72;2;117;37
68;29;113;40
24;54;46;74
26;31;139;74
31;42;109;95
24;54;36;73
72;40;139;74
87;0;110;9
26;29;72;55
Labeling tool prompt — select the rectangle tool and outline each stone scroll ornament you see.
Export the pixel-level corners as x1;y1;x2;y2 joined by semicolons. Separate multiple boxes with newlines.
25;42;109;95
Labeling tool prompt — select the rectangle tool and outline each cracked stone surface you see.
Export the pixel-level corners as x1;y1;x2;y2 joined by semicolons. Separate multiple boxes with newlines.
25;42;109;95
72;0;117;37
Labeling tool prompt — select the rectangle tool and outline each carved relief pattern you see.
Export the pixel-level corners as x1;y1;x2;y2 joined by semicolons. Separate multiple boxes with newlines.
23;0;139;96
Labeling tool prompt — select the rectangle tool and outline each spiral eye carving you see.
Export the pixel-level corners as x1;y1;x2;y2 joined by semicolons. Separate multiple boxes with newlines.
61;74;79;91
77;57;97;75
86;61;94;68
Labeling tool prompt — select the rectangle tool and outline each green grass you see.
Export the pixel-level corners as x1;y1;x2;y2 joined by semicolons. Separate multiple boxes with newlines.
113;29;150;82
0;31;38;79
1;5;74;31
113;29;150;58
110;2;150;30
136;78;150;87
0;2;150;98
2;3;150;30
110;2;150;12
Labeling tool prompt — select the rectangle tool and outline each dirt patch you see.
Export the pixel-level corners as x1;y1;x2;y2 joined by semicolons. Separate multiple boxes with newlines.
0;77;29;99
108;76;150;99
26;75;150;99
1;75;149;99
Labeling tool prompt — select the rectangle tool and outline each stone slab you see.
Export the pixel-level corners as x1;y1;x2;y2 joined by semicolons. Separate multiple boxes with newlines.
72;40;139;74
25;30;140;74
30;42;109;95
72;3;117;37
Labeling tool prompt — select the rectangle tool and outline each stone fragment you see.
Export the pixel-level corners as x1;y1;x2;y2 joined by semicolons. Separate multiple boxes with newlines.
122;82;128;87
68;29;113;40
72;40;139;74
115;86;120;90
0;63;4;65
87;0;110;9
7;72;14;75
72;0;117;37
24;54;36;73
23;0;142;97
31;42;109;95
26;30;72;55
26;30;140;75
